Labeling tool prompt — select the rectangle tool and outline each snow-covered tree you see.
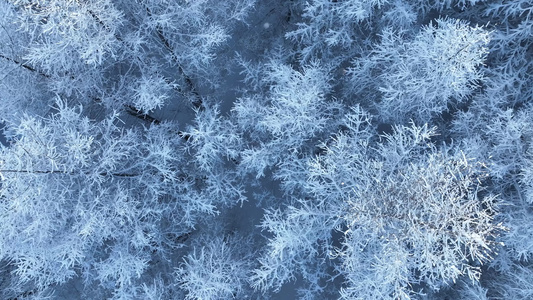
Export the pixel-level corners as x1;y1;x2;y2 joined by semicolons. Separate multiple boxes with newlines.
484;0;533;106
4;0;256;112
233;61;341;178
0;99;221;298
180;102;247;212
285;0;384;62
348;18;490;123
0;1;51;122
176;234;253;300
253;107;504;298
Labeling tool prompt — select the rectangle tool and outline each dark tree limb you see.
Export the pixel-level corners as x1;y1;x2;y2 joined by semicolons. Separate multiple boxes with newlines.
124;104;161;125
0;53;50;78
0;169;140;178
144;6;203;109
